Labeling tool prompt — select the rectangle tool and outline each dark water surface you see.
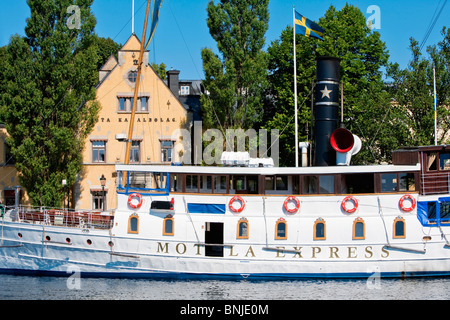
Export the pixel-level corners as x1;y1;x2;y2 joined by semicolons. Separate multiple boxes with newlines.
0;274;449;300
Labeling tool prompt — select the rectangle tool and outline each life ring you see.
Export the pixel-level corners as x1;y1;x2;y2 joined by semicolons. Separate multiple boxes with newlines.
342;196;358;214
229;196;245;213
399;194;416;212
284;196;300;214
128;193;143;209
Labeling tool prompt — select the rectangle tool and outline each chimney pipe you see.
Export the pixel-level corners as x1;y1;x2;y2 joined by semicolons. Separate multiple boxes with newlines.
167;69;180;99
314;56;341;166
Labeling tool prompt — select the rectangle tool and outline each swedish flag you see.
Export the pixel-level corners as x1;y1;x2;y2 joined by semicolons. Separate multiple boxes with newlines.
294;11;324;40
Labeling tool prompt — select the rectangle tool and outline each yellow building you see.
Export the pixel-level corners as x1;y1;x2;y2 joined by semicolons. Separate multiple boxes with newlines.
74;34;189;211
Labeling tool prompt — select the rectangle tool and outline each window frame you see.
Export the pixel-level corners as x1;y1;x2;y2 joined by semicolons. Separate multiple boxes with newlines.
237;218;249;239
163;215;174;236
128;213;139;234
91;140;107;163
275;218;288;240
352;217;365;240
393;216;406;239
313;218;326;240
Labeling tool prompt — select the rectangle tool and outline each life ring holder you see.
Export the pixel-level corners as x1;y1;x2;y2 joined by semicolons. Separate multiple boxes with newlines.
342;196;358;214
229;196;245;213
128;193;143;209
399;194;416;212
284;196;300;214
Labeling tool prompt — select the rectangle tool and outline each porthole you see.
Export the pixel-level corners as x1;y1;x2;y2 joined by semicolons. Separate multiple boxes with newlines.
45;235;51;241
86;239;92;245
18;233;22;238
108;241;114;247
66;238;71;244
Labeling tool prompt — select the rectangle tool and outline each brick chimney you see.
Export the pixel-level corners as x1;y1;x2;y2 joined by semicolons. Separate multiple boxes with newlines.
167;69;180;99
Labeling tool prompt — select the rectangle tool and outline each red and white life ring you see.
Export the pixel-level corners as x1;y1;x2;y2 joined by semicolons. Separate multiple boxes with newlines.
342;196;358;214
229;196;245;213
284;196;300;214
399;194;416;212
128;193;143;209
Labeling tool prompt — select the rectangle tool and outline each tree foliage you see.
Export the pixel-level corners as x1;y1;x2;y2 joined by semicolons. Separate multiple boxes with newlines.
388;27;450;146
0;0;101;207
264;4;401;166
201;0;269;131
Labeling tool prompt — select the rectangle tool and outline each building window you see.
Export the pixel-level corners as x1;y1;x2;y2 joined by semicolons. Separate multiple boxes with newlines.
92;141;106;163
128;71;138;83
92;191;107;211
352;217;365;240
128;213;139;234
161;140;174;163
393;217;406;239
180;85;190;95
275;218;287;240
117;96;149;112
237;218;249;239
314;218;326;240
163;215;174;236
130;141;141;163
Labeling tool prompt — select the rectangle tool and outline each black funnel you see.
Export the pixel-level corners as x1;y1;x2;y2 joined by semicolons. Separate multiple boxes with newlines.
314;56;341;166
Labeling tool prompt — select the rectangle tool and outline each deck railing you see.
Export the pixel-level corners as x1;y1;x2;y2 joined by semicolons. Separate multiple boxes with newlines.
12;206;114;230
421;172;450;195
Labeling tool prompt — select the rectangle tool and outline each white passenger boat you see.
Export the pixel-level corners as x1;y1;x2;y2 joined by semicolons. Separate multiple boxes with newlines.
1;1;450;279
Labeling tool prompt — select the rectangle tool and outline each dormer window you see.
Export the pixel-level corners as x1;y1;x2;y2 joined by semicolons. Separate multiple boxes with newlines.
180;85;190;95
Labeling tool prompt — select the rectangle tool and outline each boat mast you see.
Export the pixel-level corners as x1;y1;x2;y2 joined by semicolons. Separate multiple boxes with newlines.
123;0;152;185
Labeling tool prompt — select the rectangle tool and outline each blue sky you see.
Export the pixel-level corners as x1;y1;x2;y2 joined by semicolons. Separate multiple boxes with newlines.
0;0;448;80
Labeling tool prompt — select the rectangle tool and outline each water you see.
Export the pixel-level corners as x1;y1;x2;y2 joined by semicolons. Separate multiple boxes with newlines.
0;274;449;300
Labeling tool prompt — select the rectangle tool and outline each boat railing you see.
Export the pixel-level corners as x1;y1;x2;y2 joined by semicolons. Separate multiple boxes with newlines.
421;172;450;195
13;206;114;230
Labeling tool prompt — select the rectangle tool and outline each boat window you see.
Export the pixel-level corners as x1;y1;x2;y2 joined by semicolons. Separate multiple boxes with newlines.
276;176;288;191
128;214;139;234
314;218;326;240
341;174;374;194
237;218;249;239
128;172;152;189
440;202;450;222
303;176;318;194
399;173;416;192
200;176;213;193
428;152;437;171
319;176;334;194
170;174;182;192
163;215;174;236
381;173;397;192
265;176;288;192
352;218;365;240
440;152;450;170
393;217;405;239
265;176;274;190
214;176;227;194
275;218;287;240
186;175;199;193
234;176;247;192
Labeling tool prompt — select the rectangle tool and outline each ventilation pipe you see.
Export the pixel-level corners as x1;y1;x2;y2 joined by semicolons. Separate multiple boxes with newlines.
330;128;361;166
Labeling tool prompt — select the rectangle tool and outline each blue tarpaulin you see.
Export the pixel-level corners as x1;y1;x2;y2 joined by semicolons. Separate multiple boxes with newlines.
187;203;226;214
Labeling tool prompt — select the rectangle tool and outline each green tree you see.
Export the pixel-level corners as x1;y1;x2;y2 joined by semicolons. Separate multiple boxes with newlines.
201;0;269;131
151;62;167;80
264;4;399;166
0;0;100;207
388;27;450;146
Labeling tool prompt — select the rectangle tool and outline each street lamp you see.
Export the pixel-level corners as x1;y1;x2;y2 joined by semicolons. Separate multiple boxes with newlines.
62;179;67;211
100;174;106;212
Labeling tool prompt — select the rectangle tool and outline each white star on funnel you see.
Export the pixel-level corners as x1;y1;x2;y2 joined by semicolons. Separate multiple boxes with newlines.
320;86;333;99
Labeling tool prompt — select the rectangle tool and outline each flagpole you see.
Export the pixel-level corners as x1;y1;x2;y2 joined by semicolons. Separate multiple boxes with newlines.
293;5;299;168
434;66;437;146
132;0;135;34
